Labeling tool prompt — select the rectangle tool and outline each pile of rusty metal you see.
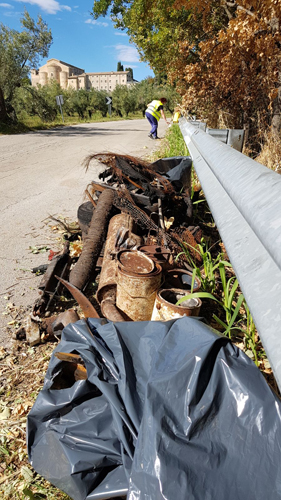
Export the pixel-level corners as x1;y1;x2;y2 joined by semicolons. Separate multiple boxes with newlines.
28;153;204;346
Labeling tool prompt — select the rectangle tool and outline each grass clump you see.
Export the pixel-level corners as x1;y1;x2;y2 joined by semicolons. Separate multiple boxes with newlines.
156;123;189;158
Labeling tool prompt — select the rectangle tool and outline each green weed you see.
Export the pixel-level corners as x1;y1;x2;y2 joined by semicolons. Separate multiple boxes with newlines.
176;255;245;339
242;303;259;366
157;123;189;158
176;238;222;293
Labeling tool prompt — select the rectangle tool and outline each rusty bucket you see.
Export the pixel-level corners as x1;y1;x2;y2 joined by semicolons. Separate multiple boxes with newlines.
116;251;162;321
151;288;202;321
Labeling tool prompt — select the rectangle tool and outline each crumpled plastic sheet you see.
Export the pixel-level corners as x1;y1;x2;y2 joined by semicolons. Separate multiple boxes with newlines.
150;156;192;190
27;317;281;500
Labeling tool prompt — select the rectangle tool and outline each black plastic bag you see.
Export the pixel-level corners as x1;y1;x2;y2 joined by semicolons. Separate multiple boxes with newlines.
27;317;281;500
150;156;192;191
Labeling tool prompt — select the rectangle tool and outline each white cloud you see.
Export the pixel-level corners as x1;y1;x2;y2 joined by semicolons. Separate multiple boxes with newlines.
3;9;17;15
85;18;108;27
13;0;71;14
0;3;14;7
115;44;139;63
115;32;127;37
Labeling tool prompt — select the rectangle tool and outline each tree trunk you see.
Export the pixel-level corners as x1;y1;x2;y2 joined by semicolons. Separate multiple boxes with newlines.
270;16;281;137
243;109;250;150
0;86;8;123
272;86;281;137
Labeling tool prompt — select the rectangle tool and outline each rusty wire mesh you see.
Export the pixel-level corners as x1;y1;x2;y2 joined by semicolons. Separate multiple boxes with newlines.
112;189;200;268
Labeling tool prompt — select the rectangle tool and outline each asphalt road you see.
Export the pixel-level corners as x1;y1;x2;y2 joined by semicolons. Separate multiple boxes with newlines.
0;118;166;346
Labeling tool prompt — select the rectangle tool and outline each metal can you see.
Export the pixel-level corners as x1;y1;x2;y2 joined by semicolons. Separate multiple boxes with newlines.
151;288;202;321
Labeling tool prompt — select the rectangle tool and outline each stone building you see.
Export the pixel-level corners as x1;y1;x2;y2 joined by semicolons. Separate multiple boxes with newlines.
31;58;134;91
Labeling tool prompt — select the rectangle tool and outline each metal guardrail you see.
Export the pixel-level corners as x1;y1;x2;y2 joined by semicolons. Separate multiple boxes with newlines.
179;117;281;391
186;120;244;151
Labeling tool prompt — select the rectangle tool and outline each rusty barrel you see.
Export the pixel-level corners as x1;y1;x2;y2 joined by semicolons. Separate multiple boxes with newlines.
116;250;162;321
151;288;202;321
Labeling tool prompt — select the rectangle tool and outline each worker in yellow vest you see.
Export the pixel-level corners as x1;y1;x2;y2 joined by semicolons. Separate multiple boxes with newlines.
145;97;170;139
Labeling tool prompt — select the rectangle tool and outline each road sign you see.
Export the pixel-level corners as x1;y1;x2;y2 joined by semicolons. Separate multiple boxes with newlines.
56;95;64;106
105;97;112;105
55;95;64;122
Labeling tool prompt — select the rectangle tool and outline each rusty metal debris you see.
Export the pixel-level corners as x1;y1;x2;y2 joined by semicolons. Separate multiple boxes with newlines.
116;257;162;321
152;288;202;321
69;188;114;290
34;241;71;315
96;213;136;322
55;276;100;319
25;153;206;345
54;352;87;382
163;268;201;293
41;309;80;339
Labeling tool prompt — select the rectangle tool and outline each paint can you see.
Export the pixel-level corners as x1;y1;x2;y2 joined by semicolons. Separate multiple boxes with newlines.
151;288;202;321
117;249;155;275
116;251;162;321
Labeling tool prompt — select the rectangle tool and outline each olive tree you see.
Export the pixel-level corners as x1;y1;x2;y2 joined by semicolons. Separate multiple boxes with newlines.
0;9;52;122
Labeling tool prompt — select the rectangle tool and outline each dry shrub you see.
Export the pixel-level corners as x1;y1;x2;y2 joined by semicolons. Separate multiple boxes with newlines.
255;131;281;174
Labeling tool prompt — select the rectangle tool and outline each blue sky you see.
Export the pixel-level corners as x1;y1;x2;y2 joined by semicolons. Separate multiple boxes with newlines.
0;0;154;81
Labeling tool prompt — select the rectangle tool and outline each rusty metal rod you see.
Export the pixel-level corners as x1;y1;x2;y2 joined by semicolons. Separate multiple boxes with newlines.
85;188;97;208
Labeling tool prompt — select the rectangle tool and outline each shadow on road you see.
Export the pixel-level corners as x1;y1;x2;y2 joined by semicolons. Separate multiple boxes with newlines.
32;127;146;137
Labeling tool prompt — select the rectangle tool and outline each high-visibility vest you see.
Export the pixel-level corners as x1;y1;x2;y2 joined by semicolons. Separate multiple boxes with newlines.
146;100;163;121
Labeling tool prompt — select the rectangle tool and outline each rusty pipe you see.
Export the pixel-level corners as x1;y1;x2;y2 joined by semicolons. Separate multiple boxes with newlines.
96;213;134;304
101;298;129;322
69;189;114;290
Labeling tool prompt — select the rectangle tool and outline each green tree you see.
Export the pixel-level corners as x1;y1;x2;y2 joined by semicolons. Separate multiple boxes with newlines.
112;84;136;116
130;77;180;116
117;61;124;71
92;0;281;143
0;9;52;122
13;83;58;122
91;0;207;79
67;89;90;119
89;89;109;117
125;67;133;79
